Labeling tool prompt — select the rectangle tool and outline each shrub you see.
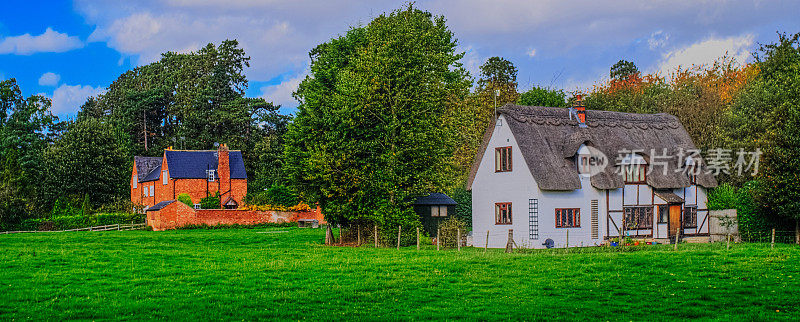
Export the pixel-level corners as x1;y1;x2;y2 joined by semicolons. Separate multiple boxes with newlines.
437;217;467;248
245;184;299;207
450;187;472;227
177;193;193;208
200;192;221;209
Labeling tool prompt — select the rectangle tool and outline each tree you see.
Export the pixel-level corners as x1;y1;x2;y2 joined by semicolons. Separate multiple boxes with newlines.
744;32;800;243
610;59;639;80
517;86;568;107
284;4;471;236
0;79;59;227
42;118;128;208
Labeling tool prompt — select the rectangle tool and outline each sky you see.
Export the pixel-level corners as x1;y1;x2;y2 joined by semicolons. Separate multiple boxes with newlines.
1;0;798;118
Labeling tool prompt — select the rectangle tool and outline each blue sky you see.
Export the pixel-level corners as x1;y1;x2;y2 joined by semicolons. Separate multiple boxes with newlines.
1;1;799;118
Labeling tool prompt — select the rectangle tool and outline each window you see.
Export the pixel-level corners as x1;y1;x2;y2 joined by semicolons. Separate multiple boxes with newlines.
162;170;168;185
621;154;647;183
683;206;697;228
495;202;512;224
623;164;646;183
207;170;216;182
193;204;201;210
555;208;580;228
658;205;669;224
149;185;154;197
624;206;653;230
133;177;138;188
495;146;512;172
430;206;448;217
142;186;147;196
577;155;591;174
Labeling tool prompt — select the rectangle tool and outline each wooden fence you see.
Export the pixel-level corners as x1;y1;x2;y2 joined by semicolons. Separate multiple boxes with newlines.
0;223;147;235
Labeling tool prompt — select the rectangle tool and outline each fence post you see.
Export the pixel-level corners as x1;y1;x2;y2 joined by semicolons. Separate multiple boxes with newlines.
325;225;333;245
397;225;402;250
771;228;776;249
485;230;489;252
117;223;120;231
357;224;361;246
374;224;378;248
416;227;420;251
674;228;680;251
338;224;342;245
437;228;440;251
457;228;461;251
566;229;569;249
505;229;514;253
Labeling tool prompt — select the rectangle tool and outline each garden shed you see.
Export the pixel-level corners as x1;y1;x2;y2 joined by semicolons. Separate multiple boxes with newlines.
413;193;458;236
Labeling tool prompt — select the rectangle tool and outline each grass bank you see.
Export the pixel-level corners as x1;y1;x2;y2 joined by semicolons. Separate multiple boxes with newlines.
1;228;798;320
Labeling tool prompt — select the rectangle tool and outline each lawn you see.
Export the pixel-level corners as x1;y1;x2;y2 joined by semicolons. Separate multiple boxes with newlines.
0;228;798;320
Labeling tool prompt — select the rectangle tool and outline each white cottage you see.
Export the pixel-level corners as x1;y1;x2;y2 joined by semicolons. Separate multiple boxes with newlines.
467;102;718;248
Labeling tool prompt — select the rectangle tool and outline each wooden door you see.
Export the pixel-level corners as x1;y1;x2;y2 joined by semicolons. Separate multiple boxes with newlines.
669;205;681;236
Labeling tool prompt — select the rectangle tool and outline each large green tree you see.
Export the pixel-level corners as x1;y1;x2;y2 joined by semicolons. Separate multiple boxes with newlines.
517;86;568;107
42;118;128;207
284;4;471;235
0;79;59;227
731;33;800;241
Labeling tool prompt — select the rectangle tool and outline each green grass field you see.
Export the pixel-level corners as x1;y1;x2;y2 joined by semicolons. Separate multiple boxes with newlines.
1;227;798;320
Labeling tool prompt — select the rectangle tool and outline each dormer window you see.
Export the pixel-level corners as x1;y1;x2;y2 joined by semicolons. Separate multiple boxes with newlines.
621;154;646;184
207;170;216;182
133;177;137;188
162;170;169;185
495;146;512;172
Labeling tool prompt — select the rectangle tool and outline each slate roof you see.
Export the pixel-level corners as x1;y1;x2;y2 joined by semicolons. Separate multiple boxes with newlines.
467;104;718;191
134;156;162;182
413;193;458;206
147;200;175;211
164;150;247;179
135;150;247;182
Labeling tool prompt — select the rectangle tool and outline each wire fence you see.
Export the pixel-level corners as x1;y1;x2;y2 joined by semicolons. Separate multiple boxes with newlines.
0;223;147;235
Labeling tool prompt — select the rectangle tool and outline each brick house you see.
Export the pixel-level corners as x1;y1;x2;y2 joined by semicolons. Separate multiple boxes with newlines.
130;144;247;210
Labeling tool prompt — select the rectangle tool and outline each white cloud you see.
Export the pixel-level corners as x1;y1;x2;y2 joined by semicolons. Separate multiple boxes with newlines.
526;48;537;57
48;84;106;116
260;69;306;112
0;28;83;55
652;33;755;77
648;30;669;50
38;72;61;86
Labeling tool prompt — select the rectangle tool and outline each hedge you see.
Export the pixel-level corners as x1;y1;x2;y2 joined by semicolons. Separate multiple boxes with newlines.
18;213;145;231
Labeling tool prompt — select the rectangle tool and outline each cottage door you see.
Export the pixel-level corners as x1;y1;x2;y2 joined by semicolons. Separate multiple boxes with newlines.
668;204;682;237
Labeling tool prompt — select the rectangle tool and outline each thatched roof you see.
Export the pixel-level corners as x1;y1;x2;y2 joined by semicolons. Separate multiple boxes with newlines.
467;104;718;191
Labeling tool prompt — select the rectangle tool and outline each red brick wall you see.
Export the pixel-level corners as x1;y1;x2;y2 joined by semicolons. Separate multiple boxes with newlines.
147;204;324;231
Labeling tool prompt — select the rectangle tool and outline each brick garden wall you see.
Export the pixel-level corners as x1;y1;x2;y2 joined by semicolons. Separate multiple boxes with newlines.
147;202;325;231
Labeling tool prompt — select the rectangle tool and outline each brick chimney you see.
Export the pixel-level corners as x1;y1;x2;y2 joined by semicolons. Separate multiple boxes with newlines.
570;94;588;128
217;143;230;201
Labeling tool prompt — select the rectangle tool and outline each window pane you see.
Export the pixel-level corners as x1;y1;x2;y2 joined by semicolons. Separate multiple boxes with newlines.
431;206;439;217
495;149;501;171
440;206;447;217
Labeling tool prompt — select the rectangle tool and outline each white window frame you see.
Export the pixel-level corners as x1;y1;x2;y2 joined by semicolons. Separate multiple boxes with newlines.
142;186;147;196
162;170;168;185
133;177;138;188
194;204;201;210
149;185;154;197
207;170;216;182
